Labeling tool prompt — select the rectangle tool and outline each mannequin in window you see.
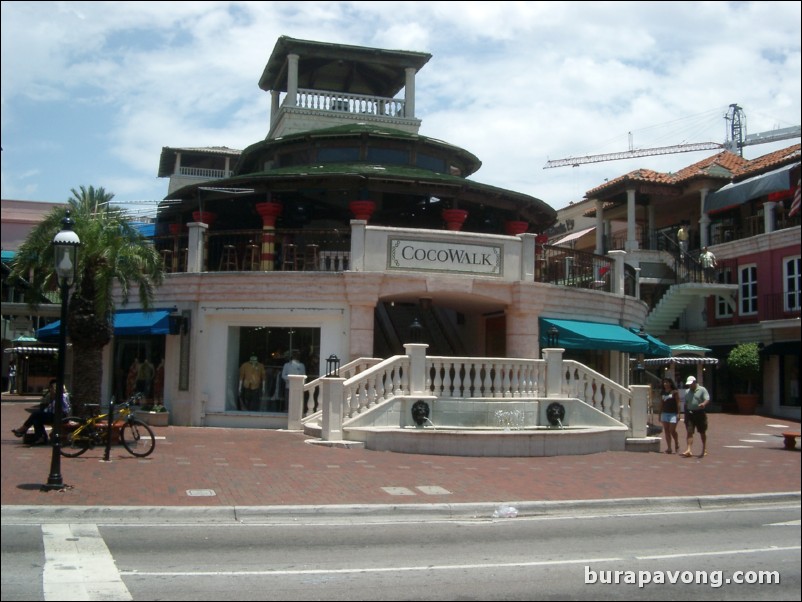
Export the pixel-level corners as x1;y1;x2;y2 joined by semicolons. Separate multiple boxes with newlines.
136;356;155;401
281;350;306;413
239;354;265;411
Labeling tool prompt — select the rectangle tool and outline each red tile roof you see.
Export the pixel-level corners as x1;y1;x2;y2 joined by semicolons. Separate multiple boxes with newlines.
584;144;799;198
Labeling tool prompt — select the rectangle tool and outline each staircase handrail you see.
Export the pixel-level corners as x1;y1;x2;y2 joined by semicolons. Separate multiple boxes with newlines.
563;360;634;429
340;355;410;421
301;357;383;424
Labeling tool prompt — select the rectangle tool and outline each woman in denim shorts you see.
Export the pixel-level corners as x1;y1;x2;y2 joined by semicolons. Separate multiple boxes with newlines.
659;378;680;454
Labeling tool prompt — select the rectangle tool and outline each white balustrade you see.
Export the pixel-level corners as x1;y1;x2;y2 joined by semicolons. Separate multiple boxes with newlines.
296;89;406;118
310;353;641;441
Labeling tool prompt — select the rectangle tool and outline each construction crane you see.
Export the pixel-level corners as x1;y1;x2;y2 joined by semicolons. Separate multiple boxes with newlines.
543;104;801;169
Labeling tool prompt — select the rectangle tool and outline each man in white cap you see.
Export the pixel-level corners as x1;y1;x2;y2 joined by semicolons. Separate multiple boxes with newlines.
681;375;710;457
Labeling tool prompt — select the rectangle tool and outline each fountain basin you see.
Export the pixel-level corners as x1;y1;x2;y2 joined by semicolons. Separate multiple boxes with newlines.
331;397;629;457
345;424;628;457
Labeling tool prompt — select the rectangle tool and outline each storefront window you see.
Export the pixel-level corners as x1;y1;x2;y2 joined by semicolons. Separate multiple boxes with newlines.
782;354;800;407
113;336;165;404
226;326;320;413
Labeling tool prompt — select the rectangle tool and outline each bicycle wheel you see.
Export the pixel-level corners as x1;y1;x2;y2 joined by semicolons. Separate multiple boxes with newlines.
120;419;156;457
60;416;90;457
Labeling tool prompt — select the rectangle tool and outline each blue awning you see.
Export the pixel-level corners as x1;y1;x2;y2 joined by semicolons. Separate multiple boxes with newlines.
132;222;156;237
37;308;175;339
540;318;649;353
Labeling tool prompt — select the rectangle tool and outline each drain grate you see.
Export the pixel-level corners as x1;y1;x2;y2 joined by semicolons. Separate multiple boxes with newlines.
186;489;216;497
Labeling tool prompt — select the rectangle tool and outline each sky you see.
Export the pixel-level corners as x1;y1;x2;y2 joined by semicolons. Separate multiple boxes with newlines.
1;1;800;219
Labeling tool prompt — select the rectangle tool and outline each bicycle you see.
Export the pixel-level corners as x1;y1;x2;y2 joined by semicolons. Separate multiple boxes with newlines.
60;397;156;458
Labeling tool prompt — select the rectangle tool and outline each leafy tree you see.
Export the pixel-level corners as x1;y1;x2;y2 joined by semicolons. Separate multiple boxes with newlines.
726;342;761;395
10;186;164;411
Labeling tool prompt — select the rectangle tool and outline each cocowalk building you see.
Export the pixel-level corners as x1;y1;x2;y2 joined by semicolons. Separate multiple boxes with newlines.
102;37;659;429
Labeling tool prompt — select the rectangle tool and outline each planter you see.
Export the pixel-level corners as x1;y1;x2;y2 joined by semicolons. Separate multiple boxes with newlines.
135;410;170;426
255;201;283;226
349;200;376;221
504;220;529;235
442;209;469;231
191;211;217;226
734;393;759;415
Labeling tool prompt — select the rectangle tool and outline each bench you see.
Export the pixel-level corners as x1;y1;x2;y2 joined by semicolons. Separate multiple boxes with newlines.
782;432;800;450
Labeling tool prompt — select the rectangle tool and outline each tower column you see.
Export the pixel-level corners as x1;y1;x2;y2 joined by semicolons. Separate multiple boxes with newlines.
256;201;283;271
404;67;416;118
287;53;299;107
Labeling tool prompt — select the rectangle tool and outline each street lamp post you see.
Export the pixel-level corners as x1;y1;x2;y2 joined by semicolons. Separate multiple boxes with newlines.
43;211;80;491
409;318;423;344
547;325;560;348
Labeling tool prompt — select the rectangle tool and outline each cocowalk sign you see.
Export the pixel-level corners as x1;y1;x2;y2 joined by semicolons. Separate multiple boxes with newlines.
388;238;503;276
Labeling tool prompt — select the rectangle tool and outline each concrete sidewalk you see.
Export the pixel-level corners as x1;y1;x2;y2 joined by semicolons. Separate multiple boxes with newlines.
2;397;799;518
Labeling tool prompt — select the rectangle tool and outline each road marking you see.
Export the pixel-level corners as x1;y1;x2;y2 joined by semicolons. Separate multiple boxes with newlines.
416;485;452;495
186;489;216;496
382;486;416;495
638;545;800;560
123;556;622;577
765;520;801;526
739;439;767;443
382;486;453;496
43;524;131;601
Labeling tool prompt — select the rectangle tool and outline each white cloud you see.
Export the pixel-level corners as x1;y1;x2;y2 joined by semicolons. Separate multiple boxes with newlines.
1;1;799;210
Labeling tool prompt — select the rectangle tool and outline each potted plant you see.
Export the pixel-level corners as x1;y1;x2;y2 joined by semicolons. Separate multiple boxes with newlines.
135;402;170;426
727;342;761;414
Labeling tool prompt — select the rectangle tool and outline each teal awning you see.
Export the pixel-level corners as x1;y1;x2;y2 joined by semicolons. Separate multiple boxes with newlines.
670;344;712;353
540;318;649;353
37;308;175;339
629;328;671;357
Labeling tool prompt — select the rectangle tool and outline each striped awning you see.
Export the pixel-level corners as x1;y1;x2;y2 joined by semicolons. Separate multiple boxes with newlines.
644;356;718;366
3;346;60;355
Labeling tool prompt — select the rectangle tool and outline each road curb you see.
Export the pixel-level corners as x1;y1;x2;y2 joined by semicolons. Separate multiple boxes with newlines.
3;492;799;524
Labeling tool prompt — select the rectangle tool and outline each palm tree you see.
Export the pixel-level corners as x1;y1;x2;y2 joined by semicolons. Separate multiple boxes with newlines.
10;186;164;411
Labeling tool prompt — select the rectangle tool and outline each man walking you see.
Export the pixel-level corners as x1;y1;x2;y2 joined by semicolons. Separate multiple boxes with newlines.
681;375;710;458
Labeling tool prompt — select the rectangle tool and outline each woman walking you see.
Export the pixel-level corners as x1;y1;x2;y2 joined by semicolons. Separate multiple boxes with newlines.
660;378;681;453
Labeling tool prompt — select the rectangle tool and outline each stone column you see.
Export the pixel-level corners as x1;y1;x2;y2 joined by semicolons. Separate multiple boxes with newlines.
607;250;627;296
287;53;299;107
404;67;416;118
404;343;428;395
186;221;208;273
286;374;306;430
630;385;649;437
595;198;604;255
543;348;565;398
507;282;544;359
519;233;535;281
699;188;710;247
321;377;345;441
763;201;776;233
349;219;366;272
344;273;383;360
625;188;638;251
270;90;280;128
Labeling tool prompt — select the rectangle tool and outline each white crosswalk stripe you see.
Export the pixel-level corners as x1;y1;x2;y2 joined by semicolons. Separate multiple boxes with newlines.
42;524;131;601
